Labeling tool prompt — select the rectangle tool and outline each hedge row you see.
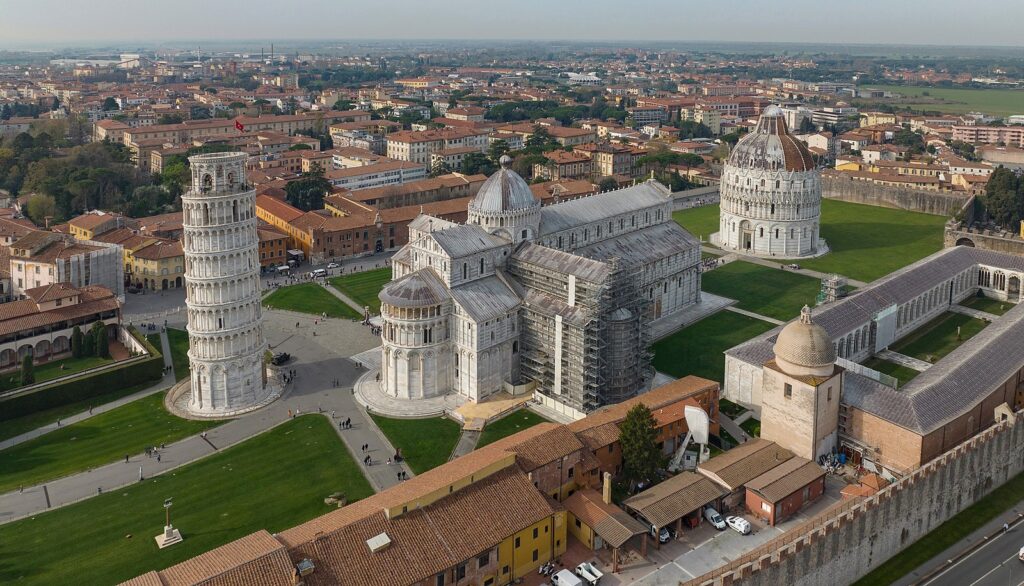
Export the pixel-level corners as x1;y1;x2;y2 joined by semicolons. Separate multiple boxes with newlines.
0;327;164;421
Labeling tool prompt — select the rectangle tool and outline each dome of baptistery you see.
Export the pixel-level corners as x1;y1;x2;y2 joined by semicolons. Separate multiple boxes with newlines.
713;105;827;259
468;155;541;243
773;305;836;377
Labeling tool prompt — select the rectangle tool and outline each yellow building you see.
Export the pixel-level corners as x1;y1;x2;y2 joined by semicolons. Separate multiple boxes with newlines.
860;112;898;127
129;240;184;290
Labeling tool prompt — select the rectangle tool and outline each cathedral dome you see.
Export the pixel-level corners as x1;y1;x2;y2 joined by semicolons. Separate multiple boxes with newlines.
727;105;815;172
773;305;836;377
379;269;446;309
469;155;540;215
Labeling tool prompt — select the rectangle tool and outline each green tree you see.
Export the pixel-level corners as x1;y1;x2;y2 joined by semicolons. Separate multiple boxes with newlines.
525;126;553;148
24;193;56;223
19;354;34;386
332;99;354;111
619;404;662;486
157;113;184;125
71;326;84;358
487;139;510;162
430;160;453;177
677;120;713;140
101;97;119;111
981;167;1023;230
512;154;547;178
798;118;818;133
92;322;110;358
598;177;619;192
461;152;496;176
288;143;313;151
285;163;332;211
82;330;95;357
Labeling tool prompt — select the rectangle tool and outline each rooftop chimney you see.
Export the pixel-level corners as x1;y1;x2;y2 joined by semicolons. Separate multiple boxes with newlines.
602;472;612;505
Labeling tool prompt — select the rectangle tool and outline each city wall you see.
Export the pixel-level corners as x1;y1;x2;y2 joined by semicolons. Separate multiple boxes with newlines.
685;411;1024;586
821;174;966;217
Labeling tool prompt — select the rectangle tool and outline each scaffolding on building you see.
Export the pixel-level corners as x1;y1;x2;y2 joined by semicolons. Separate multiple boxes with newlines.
817;273;848;305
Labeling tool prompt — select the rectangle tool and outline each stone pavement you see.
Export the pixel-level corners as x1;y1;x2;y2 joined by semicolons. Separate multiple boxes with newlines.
0;313;405;525
354;368;467;419
0;329;176;452
948;303;1000;321
719;413;753;445
877;349;933;372
724;305;784;325
449;431;481;461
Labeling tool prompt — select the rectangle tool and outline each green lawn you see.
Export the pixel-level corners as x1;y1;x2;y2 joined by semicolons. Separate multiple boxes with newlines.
330;267;392;314
739;417;761;438
165;328;191;382
0;415;373;586
863;84;1024;117
477;410;550;448
800;200;946;282
703;261;822;321
369;415;461;474
673;205;719;242
652;311;777;383
0;355;114;393
960;295;1015;316
890;312;988;363
0;392;220;494
0;380;160;443
854;471;1024;586
263;282;361;319
861;357;921;387
673;200;946;283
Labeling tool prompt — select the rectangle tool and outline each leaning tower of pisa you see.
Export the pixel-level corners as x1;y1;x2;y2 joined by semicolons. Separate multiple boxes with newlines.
181;152;273;416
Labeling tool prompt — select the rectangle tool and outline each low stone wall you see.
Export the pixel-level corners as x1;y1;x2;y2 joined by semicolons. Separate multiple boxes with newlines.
822;174;967;217
945;224;1024;257
685;411;1024;586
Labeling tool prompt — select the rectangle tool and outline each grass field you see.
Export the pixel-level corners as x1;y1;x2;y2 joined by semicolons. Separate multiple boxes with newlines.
0;380;160;443
673;206;719;242
853;471;1024;586
330;268;392;314
0;415;373;586
862;357;920;387
369;415;462;474
477;410;550;448
960;295;1015;316
799;200;946;282
672;200;946;283
864;84;1024;117
0;355;114;393
0;392;220;494
890;312;988;363
702;261;822;321
165;328;191;381
263;282;361;319
739;417;761;438
652;311;777;383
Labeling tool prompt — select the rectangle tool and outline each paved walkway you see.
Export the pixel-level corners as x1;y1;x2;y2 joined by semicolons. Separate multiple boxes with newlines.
0;330;176;452
705;246;870;288
325;282;368;315
948;304;1000;321
725;306;784;325
719;413;753;445
0;315;403;525
449;431;481;461
877;349;933;372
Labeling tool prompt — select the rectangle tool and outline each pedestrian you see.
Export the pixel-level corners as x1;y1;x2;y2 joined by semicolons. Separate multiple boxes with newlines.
397;472;401;481
88;406;93;415
97;487;102;495
346;417;351;428
56;418;61;427
18;485;23;493
387;458;391;465
1004;522;1010;532
125;454;130;463
157;453;161;462
160;443;165;449
331;410;336;419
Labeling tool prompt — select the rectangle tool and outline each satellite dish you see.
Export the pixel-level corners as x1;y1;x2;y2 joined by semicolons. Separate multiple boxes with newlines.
684;405;710;445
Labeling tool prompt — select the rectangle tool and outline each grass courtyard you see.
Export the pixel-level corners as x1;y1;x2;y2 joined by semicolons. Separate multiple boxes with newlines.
0;355;114;393
330;267;392;314
369;414;462;474
862;84;1024;117
651;311;777;383
477;410;550;448
0;415;373;586
0;392;220;494
960;294;1015;316
702;261;822;321
149;328;192;382
263;282;361;319
890;312;988;363
854;470;1024;585
861;357;920;387
672;200;946;283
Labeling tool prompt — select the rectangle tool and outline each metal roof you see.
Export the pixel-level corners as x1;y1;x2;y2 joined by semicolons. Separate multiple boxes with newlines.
449;274;521;322
577;221;699;266
428;223;508;259
512;241;611;283
538;180;669;236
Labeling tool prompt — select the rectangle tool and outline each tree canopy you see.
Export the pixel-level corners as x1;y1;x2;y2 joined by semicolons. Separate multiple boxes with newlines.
618;404;663;486
677;120;713;140
285;163;332;211
981;167;1024;230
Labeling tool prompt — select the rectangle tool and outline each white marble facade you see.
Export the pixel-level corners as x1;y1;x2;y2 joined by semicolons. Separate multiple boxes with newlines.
182;152;269;416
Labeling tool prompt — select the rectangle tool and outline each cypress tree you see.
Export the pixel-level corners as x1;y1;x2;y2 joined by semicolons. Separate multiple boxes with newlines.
20;354;34;386
95;324;110;358
71;326;83;358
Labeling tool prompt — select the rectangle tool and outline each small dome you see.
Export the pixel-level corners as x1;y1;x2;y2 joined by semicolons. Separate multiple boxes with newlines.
469;156;539;215
727;105;815;172
379;270;445;308
773;305;836;376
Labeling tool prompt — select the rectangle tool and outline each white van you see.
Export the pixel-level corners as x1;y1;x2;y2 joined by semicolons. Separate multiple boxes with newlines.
551;569;583;586
310;268;327;278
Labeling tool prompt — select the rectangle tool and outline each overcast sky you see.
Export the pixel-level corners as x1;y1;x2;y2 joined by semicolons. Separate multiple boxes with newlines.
1;0;1022;48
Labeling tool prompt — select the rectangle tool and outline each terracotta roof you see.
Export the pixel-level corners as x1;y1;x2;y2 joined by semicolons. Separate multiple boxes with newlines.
745;457;824;503
133;240;183;261
256;195;304;223
697;439;794;491
624;472;726;529
0;285;119;338
24;282;79;303
69;212;120;231
563;489;648;548
135;530;294;586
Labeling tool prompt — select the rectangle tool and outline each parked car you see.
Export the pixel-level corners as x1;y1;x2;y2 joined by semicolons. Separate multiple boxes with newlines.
649;525;673;543
551;569;583;586
726;515;751;535
310;268;328;278
271;352;291;366
788;263;801;270
575;561;603;585
704;507;727;530
326;262;340;269
1019;545;1024;562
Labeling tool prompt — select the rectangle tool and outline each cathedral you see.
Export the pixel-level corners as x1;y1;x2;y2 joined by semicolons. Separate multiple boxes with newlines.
376;156;702;419
714;105;827;258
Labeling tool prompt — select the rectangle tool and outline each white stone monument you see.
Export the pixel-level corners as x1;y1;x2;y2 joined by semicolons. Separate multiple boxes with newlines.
154;498;183;549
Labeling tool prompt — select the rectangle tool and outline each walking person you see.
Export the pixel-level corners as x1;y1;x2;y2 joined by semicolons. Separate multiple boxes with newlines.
156;453;161;463
125;454;130;463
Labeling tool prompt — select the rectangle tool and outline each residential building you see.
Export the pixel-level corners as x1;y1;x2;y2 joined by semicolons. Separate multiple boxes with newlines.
386;129;488;166
532;150;594;180
9;231;124;300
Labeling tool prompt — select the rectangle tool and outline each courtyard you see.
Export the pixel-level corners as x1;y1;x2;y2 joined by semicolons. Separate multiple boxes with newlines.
889;312;989;363
0;355;114;393
651;311;777;383
263;282;361;319
960;294;1015;316
0;415;373;586
330;267;392;314
369;414;462;474
477;409;550;448
861;357;921;387
701;261;822;321
673;200;947;282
